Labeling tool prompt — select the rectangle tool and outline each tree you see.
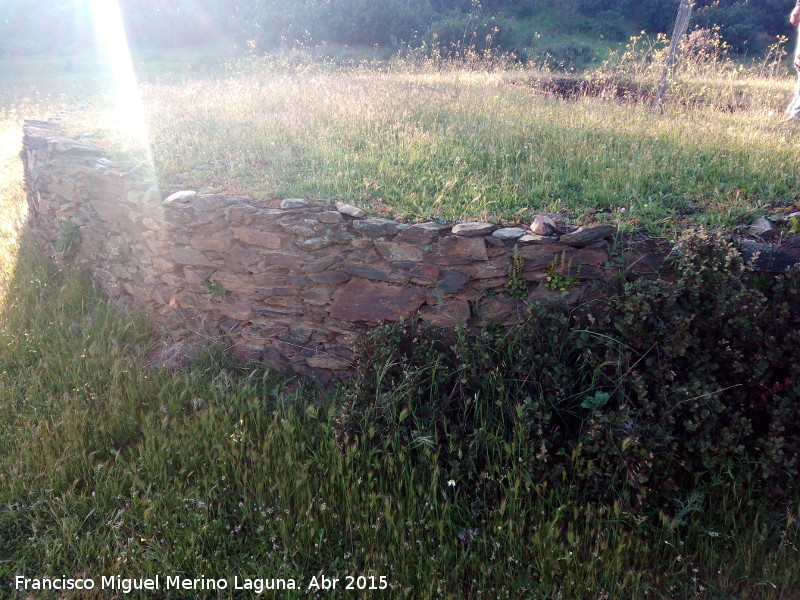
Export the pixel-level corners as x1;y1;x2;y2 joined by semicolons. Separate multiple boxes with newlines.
652;0;694;111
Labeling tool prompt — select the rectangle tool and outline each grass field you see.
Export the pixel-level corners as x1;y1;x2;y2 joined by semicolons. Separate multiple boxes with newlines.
1;46;800;598
6;42;800;235
0;243;798;599
28;45;796;236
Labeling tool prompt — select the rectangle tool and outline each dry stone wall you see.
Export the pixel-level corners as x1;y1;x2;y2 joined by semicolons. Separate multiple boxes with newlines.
22;120;799;381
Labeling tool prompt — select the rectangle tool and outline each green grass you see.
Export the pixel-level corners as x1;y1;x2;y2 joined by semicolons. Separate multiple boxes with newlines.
0;243;798;598
5;42;800;234
1;47;800;598
45;50;800;235
0;40;238;106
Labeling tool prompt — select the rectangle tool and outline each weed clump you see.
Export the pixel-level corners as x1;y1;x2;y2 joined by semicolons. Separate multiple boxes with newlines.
337;230;800;512
55;219;80;256
504;245;528;299
542;252;577;292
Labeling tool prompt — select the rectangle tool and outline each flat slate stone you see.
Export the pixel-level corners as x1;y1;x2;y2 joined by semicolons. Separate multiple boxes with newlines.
519;234;557;244
90;198;127;222
409;264;440;285
277;217;327;238
336;202;366;218
233;227;291;250
169;246;218;267
344;262;408;284
257;252;301;269
432;236;488;265
395;221;450;244
353;217;404;237
492;227;526;240
210;272;258;294
191;195;238;212
303;257;339;273
452;222;495;237
438;269;469;294
468;259;511;280
330;229;356;244
374;241;426;263
785;235;800;247
418;299;471;328
477;295;518;324
739;243;800;273
225;205;283;223
163;190;197;204
219;300;253;321
306;354;353;370
308;270;350;284
191;236;232;253
296;237;334;251
281;198;311;209
559;224;616;247
318;211;344;224
328;280;426;322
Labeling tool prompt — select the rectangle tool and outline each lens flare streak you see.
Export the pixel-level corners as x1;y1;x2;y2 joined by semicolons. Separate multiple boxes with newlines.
87;0;153;163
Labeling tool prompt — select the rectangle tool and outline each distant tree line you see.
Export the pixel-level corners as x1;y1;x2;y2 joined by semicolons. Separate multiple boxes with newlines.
547;0;795;52
0;0;796;58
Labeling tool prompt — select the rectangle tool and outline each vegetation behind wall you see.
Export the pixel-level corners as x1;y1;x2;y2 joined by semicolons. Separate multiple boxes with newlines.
2;0;797;66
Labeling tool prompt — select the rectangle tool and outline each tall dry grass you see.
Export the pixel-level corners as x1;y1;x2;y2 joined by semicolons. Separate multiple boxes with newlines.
50;37;800;234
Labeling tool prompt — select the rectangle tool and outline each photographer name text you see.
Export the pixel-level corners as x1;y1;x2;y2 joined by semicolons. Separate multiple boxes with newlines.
15;574;389;594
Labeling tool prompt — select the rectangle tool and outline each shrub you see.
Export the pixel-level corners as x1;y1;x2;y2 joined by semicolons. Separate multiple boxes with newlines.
423;11;524;58
693;2;765;54
55;219;80;256
532;41;596;72
603;232;800;499
322;0;434;48
337;231;800;512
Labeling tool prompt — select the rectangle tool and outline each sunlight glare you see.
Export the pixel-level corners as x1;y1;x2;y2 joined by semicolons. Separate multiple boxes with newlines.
87;0;153;164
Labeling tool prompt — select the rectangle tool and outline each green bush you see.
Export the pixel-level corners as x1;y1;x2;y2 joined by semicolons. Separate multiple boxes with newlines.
423;11;524;58
532;40;595;71
322;0;434;48
337;231;800;512
601;231;800;499
694;2;767;54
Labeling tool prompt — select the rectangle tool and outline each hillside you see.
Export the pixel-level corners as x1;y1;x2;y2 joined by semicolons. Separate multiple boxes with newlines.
1;0;798;71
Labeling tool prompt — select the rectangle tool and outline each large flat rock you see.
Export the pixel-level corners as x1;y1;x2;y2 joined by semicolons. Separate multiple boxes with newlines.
328;280;425;322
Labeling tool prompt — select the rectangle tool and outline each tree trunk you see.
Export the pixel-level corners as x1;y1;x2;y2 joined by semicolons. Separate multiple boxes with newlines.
652;0;694;112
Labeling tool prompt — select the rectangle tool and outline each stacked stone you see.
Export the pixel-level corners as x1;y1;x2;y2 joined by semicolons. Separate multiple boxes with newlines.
23;121;170;313
21;121;649;381
137;195;620;380
23;120;103;245
25;121;800;380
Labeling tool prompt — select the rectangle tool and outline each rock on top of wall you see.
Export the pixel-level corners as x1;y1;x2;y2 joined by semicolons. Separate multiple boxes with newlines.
26;120;798;381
